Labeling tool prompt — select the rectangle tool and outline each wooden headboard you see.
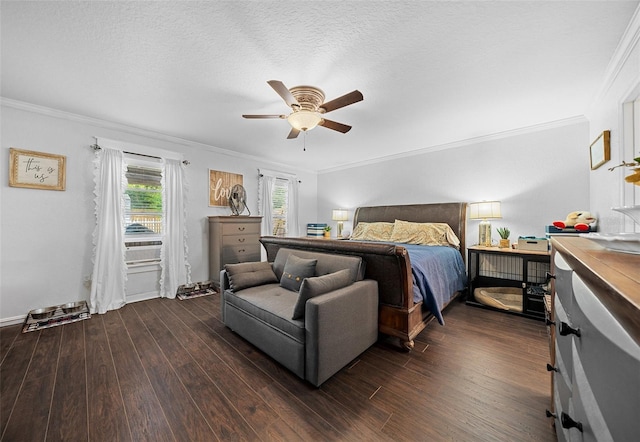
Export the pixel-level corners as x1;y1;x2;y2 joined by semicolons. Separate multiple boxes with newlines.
353;202;467;257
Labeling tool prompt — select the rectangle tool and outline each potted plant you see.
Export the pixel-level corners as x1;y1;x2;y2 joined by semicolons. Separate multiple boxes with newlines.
497;227;510;248
323;225;332;238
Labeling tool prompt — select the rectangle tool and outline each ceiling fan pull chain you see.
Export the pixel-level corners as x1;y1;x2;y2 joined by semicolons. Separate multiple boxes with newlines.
303;131;307;151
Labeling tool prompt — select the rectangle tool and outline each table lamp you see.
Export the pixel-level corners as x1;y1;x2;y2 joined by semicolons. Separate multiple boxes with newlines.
469;201;502;246
332;209;348;238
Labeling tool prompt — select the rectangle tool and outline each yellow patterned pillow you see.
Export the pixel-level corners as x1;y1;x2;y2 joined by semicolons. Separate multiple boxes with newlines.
350;222;395;241
389;220;460;248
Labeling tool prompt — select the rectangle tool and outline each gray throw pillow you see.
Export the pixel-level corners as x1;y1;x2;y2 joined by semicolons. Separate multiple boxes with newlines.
225;261;278;291
292;269;352;320
280;254;317;292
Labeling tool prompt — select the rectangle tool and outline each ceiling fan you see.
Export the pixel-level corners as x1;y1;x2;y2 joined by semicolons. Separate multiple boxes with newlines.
242;80;363;139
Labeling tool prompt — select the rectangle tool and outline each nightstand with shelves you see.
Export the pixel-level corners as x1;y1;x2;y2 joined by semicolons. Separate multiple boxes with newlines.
467;246;551;320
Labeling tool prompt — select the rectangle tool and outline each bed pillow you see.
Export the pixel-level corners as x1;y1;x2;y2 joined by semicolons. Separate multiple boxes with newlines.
390;220;461;248
280;254;318;292
350;222;395;241
292;269;352;320
224;261;278;291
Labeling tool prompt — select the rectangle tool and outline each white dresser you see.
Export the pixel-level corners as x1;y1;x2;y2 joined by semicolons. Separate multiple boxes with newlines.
208;216;262;285
549;237;640;441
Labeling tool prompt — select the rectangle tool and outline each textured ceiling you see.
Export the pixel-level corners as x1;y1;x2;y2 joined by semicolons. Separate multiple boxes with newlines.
2;1;638;172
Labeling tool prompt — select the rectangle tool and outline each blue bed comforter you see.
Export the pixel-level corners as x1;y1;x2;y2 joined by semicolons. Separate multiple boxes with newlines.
401;244;467;325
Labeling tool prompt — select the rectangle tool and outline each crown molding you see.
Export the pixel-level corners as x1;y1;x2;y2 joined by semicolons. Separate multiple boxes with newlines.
318;115;588;174
589;3;640;109
0;97;588;176
0;97;315;175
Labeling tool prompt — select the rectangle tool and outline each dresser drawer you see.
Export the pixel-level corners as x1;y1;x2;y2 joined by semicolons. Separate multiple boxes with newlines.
570;273;640;441
222;222;260;236
553;252;573;315
553;348;572;420
222;233;260;247
222;244;261;264
571;342;614;442
552;387;570;442
554;296;573;381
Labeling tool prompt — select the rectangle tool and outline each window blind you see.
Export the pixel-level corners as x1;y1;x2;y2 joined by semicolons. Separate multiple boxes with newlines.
125;164;163;236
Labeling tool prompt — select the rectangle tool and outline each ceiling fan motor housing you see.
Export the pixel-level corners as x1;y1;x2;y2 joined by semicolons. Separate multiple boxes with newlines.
289;86;326;112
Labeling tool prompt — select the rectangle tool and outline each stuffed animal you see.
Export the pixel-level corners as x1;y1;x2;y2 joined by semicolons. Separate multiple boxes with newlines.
553;211;597;231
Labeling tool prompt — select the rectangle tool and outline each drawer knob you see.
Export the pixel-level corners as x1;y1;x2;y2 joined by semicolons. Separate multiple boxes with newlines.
238;227;245;231
546;363;558;372
559;322;581;337
561;412;583;432
545;409;557;419
238;238;245;243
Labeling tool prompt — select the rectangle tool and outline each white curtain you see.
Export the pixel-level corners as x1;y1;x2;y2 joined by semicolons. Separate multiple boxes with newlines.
258;173;275;236
258;169;300;237
90;147;127;314
287;178;300;236
160;159;191;298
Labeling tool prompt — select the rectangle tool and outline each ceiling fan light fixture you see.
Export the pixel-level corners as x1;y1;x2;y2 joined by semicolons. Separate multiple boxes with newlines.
287;110;322;132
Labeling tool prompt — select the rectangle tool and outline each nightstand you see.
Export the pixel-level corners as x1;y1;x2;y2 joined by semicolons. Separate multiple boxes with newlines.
467;245;550;320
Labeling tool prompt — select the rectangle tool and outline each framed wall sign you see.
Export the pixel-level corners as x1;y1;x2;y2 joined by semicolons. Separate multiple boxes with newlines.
209;170;243;207
9;148;66;190
589;130;611;170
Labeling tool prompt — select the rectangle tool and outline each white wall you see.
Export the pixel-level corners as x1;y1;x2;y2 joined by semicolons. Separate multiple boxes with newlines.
317;120;590;244
0;103;318;324
585;6;640;233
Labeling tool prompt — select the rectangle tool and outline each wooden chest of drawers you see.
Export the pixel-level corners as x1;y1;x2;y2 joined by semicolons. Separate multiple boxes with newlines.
549;237;640;441
208;216;262;285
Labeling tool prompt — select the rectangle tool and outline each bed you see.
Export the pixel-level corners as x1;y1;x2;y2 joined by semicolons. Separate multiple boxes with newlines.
260;202;468;350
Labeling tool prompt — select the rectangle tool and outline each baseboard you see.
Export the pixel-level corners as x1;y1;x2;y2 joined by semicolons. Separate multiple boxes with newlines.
126;292;160;304
0;315;27;327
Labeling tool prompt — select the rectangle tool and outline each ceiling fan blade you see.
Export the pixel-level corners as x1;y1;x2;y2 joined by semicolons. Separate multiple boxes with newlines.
287;128;300;139
319;119;352;133
267;80;299;108
319;90;363;113
242;114;286;119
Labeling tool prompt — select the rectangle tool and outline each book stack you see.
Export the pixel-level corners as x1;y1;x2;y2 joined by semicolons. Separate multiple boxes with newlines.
307;223;327;237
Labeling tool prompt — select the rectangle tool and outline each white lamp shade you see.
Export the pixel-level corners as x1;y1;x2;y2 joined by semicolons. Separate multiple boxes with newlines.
332;209;349;221
469;201;502;220
287;111;322;131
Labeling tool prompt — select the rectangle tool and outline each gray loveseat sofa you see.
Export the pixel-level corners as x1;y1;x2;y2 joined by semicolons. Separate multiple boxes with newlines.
221;247;378;386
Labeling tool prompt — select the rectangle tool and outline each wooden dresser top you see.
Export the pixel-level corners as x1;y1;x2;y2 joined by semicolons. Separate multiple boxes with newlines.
551;236;640;345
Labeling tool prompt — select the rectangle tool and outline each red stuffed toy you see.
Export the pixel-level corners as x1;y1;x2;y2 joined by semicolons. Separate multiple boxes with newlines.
553;211;596;231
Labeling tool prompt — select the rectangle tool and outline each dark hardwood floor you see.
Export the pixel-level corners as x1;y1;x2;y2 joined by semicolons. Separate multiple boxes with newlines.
0;294;556;441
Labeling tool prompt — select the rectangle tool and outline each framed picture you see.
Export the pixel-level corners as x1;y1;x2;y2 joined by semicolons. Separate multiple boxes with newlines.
589;130;611;170
209;170;243;207
9;148;66;190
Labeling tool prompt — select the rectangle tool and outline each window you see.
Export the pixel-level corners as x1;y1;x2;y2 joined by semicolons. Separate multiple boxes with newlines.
271;178;288;235
124;155;163;238
91;138;189;311
258;170;299;237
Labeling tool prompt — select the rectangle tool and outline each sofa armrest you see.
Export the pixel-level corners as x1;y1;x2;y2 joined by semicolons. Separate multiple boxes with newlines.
220;269;230;291
304;279;378;386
